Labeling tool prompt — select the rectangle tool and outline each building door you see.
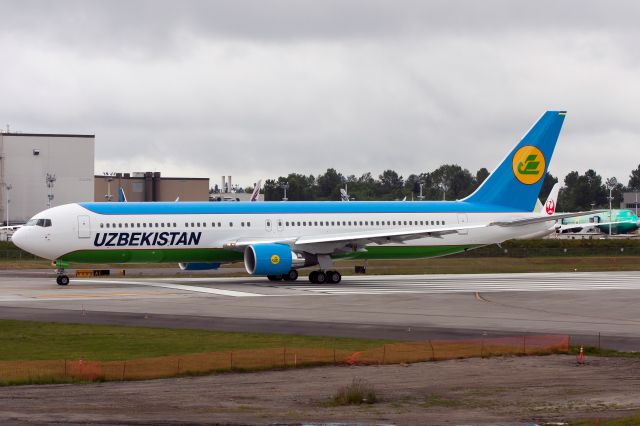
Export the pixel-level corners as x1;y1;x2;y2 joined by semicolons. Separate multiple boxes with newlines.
457;213;468;235
78;215;91;238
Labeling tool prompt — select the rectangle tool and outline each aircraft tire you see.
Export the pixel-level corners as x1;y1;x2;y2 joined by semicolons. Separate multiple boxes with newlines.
283;269;298;281
57;275;69;286
328;271;341;284
308;271;318;283
315;271;326;284
267;275;283;281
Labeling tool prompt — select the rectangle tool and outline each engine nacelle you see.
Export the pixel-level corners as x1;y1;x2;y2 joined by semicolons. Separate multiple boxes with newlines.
244;243;304;275
178;262;221;271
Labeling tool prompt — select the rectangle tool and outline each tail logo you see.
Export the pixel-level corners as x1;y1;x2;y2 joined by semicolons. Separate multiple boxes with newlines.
545;199;556;215
512;146;545;185
270;254;281;265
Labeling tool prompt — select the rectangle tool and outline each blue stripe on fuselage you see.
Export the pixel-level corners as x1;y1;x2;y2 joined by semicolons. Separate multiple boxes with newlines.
79;201;517;215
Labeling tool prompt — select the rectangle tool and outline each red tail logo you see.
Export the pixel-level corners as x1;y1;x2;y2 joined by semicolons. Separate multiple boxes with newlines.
545;199;556;215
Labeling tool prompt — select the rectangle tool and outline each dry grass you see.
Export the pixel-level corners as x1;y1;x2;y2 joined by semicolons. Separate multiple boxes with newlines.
331;377;378;405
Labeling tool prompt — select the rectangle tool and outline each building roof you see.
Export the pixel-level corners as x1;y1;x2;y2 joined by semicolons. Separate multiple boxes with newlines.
1;132;94;138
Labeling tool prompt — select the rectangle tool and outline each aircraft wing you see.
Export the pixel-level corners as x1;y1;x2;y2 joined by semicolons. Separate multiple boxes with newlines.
225;223;488;250
490;210;607;227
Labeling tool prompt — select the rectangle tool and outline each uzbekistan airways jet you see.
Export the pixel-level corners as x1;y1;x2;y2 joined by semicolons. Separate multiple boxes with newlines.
13;111;592;286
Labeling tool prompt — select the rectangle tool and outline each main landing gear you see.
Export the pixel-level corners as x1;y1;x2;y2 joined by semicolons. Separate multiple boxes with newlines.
267;269;299;282
308;270;341;284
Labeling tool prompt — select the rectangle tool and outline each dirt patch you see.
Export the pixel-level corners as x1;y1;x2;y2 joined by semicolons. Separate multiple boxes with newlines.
1;355;639;425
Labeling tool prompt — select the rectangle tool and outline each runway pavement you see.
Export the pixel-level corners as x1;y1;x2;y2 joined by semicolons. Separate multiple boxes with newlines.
1;271;640;350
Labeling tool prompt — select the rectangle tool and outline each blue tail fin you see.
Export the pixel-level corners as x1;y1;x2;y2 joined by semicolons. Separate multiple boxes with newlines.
462;111;566;211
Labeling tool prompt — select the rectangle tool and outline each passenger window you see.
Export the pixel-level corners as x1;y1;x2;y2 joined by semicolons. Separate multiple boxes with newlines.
100;223;104;228
218;222;221;227
155;223;159;227
229;222;233;227
343;221;346;226
436;221;440;225
203;223;206;227
331;221;335;226
314;221;318;226
118;223;122;228
247;222;251;227
241;222;245;227
442;221;445;225
386;221;390;225
297;222;301;226
106;223;110;228
160;223;164;228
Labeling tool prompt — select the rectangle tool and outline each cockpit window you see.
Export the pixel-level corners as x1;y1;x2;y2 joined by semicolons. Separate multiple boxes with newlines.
26;218;52;227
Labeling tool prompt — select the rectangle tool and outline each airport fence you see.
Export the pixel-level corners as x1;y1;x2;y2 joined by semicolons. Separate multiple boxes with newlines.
0;334;569;385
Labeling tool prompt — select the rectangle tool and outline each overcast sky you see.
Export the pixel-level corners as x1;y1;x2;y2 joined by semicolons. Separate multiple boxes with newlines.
1;0;639;189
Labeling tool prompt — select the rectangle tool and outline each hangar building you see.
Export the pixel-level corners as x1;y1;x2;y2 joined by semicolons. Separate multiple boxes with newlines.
0;132;95;225
94;172;209;202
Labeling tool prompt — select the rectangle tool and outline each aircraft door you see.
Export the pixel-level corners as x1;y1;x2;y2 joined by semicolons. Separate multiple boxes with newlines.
265;219;272;232
78;215;91;238
457;213;468;235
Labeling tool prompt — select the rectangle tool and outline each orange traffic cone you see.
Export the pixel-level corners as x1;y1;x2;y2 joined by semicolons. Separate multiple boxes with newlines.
577;345;584;366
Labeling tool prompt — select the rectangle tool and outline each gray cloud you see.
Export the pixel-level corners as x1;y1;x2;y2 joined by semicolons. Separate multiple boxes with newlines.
1;1;639;188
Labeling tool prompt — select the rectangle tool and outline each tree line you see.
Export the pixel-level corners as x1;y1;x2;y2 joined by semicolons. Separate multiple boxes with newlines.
255;164;640;211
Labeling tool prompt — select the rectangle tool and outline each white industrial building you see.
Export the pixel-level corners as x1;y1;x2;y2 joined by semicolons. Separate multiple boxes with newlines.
0;132;95;225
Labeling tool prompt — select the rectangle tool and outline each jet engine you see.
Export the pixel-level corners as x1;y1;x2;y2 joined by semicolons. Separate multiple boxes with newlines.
243;243;306;275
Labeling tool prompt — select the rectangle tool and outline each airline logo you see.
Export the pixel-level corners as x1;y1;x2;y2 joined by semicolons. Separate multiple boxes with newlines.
94;232;202;247
270;254;280;265
545;199;556;215
512;146;545;185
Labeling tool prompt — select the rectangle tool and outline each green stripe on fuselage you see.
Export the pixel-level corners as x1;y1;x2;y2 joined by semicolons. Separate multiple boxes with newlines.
58;245;479;264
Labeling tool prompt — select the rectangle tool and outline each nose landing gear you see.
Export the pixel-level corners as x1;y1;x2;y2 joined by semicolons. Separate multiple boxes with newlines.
56;274;70;286
54;260;70;286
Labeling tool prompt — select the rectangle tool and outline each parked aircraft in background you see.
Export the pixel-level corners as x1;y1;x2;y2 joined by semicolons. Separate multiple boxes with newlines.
250;180;262;202
14;111;598;286
558;209;640;235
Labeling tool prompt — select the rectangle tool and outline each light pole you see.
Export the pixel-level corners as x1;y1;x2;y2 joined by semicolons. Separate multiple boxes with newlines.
5;184;11;226
105;176;113;202
606;177;617;236
280;182;289;201
46;173;56;208
417;183;425;201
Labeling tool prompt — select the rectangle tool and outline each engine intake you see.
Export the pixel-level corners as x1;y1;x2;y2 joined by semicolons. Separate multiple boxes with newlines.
244;243;305;275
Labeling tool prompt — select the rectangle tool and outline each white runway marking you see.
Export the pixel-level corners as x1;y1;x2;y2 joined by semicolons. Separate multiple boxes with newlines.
79;279;265;297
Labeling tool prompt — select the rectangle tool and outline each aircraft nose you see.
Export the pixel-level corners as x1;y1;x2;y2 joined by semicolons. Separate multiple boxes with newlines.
11;227;27;250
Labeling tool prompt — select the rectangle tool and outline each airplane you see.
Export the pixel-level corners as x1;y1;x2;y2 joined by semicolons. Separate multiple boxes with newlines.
13;111;598;286
557;209;640;235
250;180;262;202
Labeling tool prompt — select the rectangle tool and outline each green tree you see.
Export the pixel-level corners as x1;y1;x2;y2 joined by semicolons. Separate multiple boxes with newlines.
430;164;474;200
560;170;607;211
377;170;404;199
539;172;558;202
628;164;640;190
316;168;344;200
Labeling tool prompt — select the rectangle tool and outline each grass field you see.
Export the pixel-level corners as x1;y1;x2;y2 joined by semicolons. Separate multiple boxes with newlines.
0;320;395;361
